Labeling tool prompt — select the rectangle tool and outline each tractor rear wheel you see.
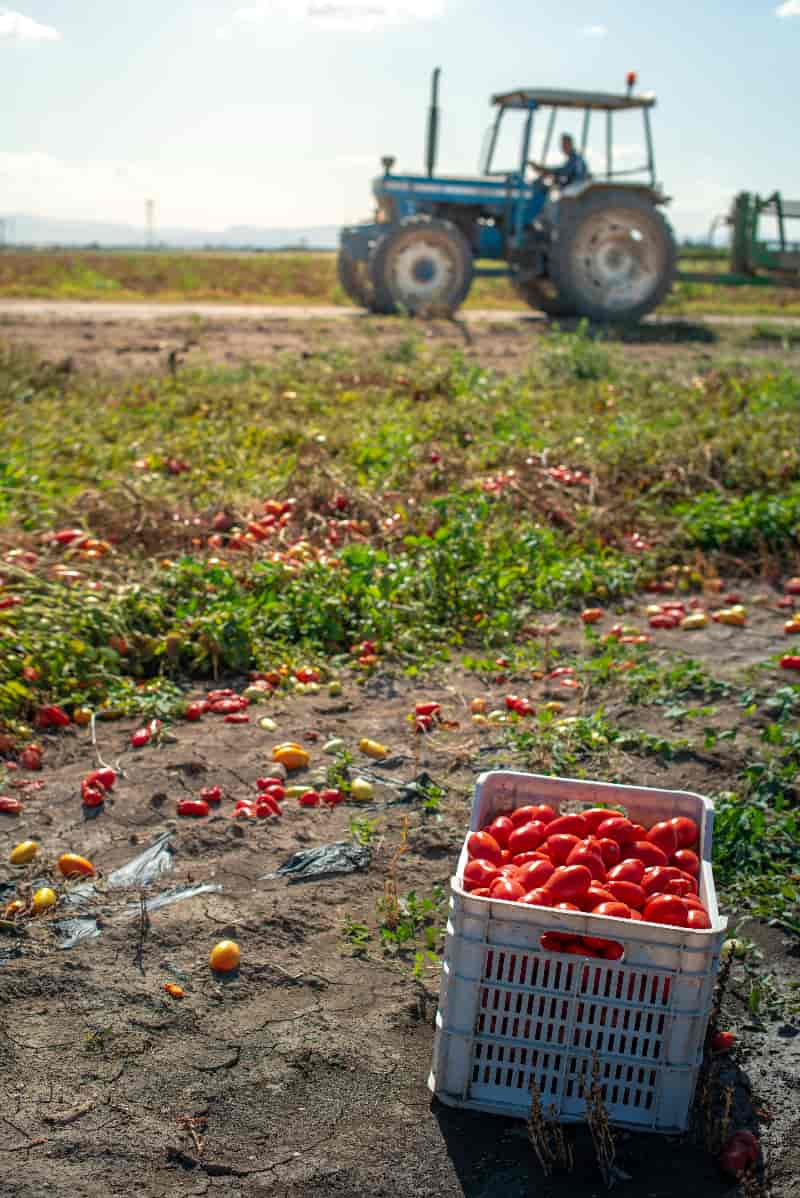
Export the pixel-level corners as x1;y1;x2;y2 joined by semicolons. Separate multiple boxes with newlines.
510;273;576;318
369;218;473;317
551;189;676;323
337;248;395;314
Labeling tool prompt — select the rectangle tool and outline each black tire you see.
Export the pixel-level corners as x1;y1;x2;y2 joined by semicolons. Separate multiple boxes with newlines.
369;217;473;317
510;272;576;318
337;248;372;308
551;189;676;323
337;248;395;314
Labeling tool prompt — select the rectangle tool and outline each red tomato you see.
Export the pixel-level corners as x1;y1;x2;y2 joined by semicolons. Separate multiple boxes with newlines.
85;767;116;791
646;820;679;856
543;864;592;902
508;822;547;856
582;807;623;833
664;877;695;897
210;698;247;715
628;909;644;921
670;815;699;848
487;816;514;848
298;790;320;807
642;865;684;895
0;796;23;815
256;797;281;818
605;881;647;910
566;843;606;882
415;702;440;717
510;804;556;827
592;901;632;919
498;863;522;879
471;888;491;898
686;907;712;929
624;841;669;868
628;823;647;841
320;788;344;807
177;799;210;817
512;850;550;867
131;728;151;748
81;783;105;808
540;932;574;952
608;858;645;884
555;902;581;912
517;859;555;892
581;608;604;624
467;830;502;865
541;833;581;865
719;1144;750;1179
489;877;525;902
463;859;501;891
603;942;625;960
546;813;589;839
200;785;222;804
712;1031;736;1053
671;849;700;877
234;801;257;819
578;884;616;911
642;894;688;927
595;816;635;844
224;712;249;724
780;654;800;670
185;701;204;721
520;888;552;907
727;1131;758;1162
595;838;621;868
498;849;512;865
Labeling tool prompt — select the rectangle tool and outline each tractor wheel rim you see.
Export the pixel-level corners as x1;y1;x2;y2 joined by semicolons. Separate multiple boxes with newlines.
389;239;456;306
571;210;662;310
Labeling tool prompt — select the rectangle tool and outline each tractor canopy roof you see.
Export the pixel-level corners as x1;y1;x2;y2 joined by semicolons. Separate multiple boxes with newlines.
492;88;656;111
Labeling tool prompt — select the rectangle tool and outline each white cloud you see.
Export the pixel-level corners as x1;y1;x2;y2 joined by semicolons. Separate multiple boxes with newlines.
776;1;800;15
0;9;61;42
218;0;446;37
582;23;608;36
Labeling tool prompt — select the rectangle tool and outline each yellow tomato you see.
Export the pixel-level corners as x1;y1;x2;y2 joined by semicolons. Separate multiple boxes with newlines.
3;899;26;919
271;743;310;770
57;852;95;878
209;940;240;974
10;840;38;865
32;887;58;914
350;778;374;802
164;982;185;999
73;708;93;727
359;738;387;759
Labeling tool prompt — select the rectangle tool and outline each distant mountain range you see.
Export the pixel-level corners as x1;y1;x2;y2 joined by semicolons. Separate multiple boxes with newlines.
1;211;720;250
1;213;341;250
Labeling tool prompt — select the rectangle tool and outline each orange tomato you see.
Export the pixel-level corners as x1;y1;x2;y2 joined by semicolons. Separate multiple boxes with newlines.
209;940;241;974
57;852;95;878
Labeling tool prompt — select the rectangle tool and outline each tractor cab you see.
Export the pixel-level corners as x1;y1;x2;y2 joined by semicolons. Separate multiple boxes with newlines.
339;71;676;323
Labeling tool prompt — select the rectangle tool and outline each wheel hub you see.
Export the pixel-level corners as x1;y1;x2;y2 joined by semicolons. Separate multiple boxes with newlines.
571;211;661;311
389;239;455;306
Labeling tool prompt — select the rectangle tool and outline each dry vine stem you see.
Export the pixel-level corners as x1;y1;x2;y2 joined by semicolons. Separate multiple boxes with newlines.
527;1082;573;1176
580;1054;616;1188
382;815;408;931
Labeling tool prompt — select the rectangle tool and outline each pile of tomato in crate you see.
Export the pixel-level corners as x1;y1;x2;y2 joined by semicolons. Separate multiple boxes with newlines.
462;805;712;959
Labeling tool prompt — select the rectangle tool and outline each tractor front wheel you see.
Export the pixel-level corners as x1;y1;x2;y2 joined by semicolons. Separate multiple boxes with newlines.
369;218;473;317
551;189;676;323
337;247;395;314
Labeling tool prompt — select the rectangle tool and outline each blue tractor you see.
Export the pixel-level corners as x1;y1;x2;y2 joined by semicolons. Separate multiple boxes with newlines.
338;70;676;323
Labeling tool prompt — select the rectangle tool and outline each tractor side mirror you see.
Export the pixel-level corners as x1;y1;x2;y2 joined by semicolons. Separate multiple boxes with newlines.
381;156;396;175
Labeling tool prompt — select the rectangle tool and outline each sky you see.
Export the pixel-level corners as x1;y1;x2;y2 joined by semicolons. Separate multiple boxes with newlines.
2;1;800;240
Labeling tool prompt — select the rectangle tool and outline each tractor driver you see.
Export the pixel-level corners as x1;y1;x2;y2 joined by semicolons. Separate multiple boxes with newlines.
528;133;588;189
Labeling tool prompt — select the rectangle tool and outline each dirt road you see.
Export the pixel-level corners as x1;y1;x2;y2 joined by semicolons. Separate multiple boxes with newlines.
2;300;799;376
2;299;800;325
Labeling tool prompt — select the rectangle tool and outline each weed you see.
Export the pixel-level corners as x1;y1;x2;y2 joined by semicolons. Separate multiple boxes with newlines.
348;816;379;846
527;1081;574;1177
340;917;371;955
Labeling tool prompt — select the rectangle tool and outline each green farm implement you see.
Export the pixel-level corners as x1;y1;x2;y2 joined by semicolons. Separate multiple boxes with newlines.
679;192;800;288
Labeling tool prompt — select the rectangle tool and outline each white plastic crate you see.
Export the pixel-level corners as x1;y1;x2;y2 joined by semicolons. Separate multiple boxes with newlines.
429;771;728;1133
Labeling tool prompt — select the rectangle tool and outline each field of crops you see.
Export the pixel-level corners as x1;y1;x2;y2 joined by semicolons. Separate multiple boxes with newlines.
2;248;800;316
1;324;799;1198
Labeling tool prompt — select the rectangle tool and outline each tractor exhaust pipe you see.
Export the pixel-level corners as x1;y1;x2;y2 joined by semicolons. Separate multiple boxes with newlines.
425;67;441;178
